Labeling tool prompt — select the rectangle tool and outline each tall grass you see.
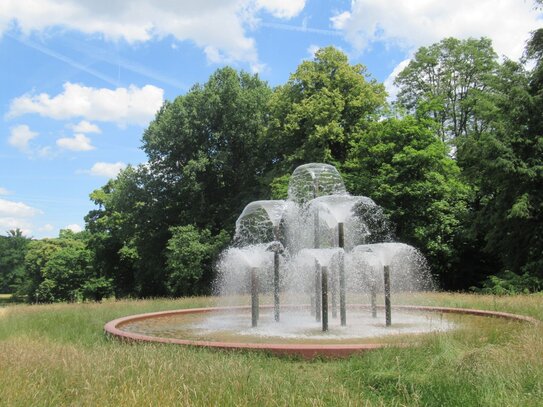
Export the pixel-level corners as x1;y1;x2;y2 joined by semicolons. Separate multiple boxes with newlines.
0;294;541;406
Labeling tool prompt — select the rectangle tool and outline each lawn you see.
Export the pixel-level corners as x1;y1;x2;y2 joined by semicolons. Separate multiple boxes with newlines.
0;293;541;406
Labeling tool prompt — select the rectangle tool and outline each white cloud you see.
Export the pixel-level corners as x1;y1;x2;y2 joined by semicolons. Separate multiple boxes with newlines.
307;44;321;59
0;198;41;218
8;124;38;152
0;217;33;235
88;161;127;178
384;58;411;101
56;133;95;151
331;0;542;60
63;223;83;233
8;82;164;127
256;0;306;19
69;120;101;134
0;187;12;196
39;223;55;232
0;197;42;235
0;0;306;66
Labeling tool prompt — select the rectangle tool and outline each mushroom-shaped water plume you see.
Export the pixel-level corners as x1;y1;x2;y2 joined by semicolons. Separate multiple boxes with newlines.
351;243;433;326
288;248;342;331
348;247;383;318
215;244;274;327
231;200;288;324
287;163;347;204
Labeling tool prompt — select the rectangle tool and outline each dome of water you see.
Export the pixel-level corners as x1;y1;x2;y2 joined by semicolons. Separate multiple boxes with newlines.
287;163;347;204
234;200;287;246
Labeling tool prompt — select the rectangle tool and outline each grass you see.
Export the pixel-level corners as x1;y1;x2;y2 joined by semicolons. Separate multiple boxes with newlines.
0;293;541;406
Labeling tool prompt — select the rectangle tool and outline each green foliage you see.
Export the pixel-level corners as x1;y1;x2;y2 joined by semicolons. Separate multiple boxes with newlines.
457;35;543;282
478;271;543;295
142;67;273;232
0;229;29;293
395;37;498;143
16;232;109;303
268;46;386;173
165;225;229;296
345;116;469;282
81;277;114;302
84;68;272;298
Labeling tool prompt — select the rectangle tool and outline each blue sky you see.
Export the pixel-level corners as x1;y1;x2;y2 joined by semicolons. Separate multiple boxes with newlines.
0;0;541;238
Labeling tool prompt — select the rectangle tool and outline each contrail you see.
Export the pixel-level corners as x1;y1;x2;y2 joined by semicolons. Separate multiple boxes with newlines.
7;33;120;87
260;22;343;36
62;36;187;90
8;32;187;90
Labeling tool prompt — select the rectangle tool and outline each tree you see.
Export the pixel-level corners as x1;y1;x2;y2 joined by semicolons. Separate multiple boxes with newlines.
395;37;498;143
267;46;386;180
86;67;270;298
142;67;273;232
344;116;470;286
0;229;29;293
165;225;229;296
17;231;111;303
458;30;543;287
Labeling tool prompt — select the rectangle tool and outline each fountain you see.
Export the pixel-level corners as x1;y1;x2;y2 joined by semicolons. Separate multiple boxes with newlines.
214;163;431;333
105;163;538;358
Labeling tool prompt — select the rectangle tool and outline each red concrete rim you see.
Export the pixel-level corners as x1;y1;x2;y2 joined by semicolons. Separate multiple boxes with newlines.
104;304;539;359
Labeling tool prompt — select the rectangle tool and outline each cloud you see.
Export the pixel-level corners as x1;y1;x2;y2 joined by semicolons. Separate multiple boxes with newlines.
63;223;83;233
0;217;33;235
87;161;127;178
331;0;542;60
0;197;42;235
8;124;38;152
0;0;306;66
307;44;321;59
256;0;306;19
0;198;42;218
8;82;164;127
68;120;101;134
39;223;55;232
56;133;95;151
0;187;12;196
383;58;411;101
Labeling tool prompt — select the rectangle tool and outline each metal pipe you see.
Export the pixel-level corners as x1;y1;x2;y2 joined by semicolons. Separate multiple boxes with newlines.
384;265;391;327
315;262;321;322
331;266;337;318
251;267;259;327
274;251;280;322
338;222;346;326
371;280;377;318
322;266;329;332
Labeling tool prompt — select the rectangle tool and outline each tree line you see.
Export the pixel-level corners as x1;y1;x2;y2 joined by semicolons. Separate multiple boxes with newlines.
1;32;542;301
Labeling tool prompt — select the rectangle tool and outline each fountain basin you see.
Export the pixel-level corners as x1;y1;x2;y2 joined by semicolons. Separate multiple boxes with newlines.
104;305;538;359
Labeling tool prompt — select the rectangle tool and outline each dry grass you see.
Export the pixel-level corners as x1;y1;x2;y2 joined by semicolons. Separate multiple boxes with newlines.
0;293;541;406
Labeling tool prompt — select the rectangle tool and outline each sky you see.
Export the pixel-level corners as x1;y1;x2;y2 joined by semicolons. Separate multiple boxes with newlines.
0;0;541;239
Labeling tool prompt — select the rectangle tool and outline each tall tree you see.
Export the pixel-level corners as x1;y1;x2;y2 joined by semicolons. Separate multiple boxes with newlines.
395;37;498;143
458;30;543;286
86;67;271;297
142;67;273;232
345;116;470;286
0;229;29;293
267;46;386;181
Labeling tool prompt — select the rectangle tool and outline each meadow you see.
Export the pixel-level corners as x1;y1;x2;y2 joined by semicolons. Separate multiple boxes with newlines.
0;293;541;406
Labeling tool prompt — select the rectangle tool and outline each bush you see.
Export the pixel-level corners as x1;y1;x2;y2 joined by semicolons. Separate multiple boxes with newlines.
477;271;543;295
